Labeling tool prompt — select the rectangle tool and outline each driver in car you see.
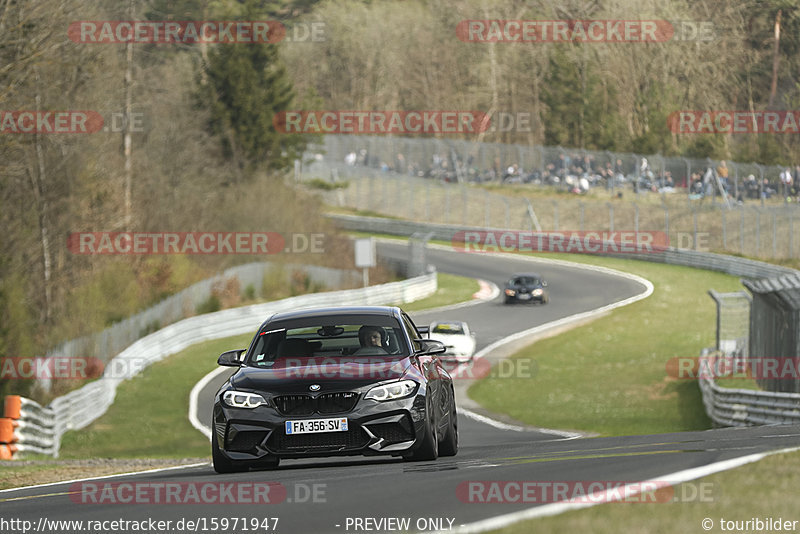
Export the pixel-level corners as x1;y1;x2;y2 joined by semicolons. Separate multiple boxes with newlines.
355;325;388;355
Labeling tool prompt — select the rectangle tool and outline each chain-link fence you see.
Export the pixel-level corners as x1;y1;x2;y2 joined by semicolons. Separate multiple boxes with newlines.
301;135;800;260
742;276;800;394
306;135;794;201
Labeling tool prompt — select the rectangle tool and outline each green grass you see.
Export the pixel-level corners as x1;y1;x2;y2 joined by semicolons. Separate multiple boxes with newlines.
59;334;251;459
468;255;743;437
494;449;800;534
400;272;480;312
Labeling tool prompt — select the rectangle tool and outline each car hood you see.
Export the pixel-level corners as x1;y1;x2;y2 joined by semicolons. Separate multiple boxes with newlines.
230;355;416;393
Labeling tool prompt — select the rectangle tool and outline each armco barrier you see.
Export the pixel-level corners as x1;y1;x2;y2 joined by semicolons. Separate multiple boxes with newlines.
1;395;59;457
328;214;799;280
331;214;800;426
698;350;800;426
40;261;362;392
2;272;436;458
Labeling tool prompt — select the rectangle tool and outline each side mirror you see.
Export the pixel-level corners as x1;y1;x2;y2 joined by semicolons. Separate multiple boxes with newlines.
417;326;430;338
218;349;245;367
542;281;548;287
415;339;446;355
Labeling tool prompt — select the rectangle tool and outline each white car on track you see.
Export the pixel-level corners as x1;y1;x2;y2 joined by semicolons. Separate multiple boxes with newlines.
427;321;476;363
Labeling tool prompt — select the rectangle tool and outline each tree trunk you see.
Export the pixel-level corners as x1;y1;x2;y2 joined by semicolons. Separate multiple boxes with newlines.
123;0;134;229
32;68;52;323
769;9;781;108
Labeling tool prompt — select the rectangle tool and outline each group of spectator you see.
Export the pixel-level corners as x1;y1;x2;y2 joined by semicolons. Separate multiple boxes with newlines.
686;160;800;203
341;147;797;201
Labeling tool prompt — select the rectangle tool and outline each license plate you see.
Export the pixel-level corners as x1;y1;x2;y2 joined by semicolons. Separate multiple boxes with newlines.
285;417;348;435
518;293;531;300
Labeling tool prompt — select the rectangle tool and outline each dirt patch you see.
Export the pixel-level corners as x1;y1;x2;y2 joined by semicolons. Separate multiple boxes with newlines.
0;458;208;490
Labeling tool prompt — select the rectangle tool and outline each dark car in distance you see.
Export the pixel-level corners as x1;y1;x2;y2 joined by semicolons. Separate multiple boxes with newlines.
211;306;458;473
504;273;549;304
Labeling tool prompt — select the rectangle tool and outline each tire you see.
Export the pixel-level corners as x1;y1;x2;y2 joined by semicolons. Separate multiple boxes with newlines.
439;399;458;457
212;435;248;474
405;401;438;461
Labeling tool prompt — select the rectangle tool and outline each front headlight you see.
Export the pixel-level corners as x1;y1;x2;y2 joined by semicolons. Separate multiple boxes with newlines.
365;379;418;401
505;289;516;296
223;390;267;409
532;288;543;296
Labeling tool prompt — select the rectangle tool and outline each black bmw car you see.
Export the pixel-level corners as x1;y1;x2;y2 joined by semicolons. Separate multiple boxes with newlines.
504;273;549;304
211;306;458;473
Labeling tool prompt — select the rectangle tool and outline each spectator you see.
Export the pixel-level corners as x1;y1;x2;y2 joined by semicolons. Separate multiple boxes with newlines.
745;175;759;199
762;178;775;198
690;172;704;198
659;171;675;193
780;167;793;199
717;161;730;193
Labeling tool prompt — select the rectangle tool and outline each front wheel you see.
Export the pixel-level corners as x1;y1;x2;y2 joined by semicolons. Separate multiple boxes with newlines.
212;435;248;474
405;406;438;461
439;401;458;457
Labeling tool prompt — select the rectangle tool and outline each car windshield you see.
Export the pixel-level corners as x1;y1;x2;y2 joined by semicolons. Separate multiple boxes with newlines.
245;315;409;367
431;323;465;335
512;276;540;285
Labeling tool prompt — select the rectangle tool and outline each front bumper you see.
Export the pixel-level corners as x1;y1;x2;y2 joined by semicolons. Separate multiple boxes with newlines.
213;394;428;461
507;293;545;303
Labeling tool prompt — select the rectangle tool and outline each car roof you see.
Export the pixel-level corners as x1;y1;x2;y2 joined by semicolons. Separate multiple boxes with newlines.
264;305;403;325
510;272;542;278
430;320;467;326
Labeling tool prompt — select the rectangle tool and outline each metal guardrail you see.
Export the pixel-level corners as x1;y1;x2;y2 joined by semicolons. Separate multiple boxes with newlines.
698;350;800;426
1;396;59;458
40;261;362;392
1;272;437;458
329;214;799;279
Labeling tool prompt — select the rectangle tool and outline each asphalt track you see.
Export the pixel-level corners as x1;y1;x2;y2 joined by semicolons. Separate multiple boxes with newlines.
3;243;800;534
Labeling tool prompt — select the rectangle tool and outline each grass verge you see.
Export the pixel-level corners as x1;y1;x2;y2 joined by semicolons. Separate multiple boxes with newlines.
58;334;253;460
469;255;743;436
494;449;800;534
399;272;480;312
